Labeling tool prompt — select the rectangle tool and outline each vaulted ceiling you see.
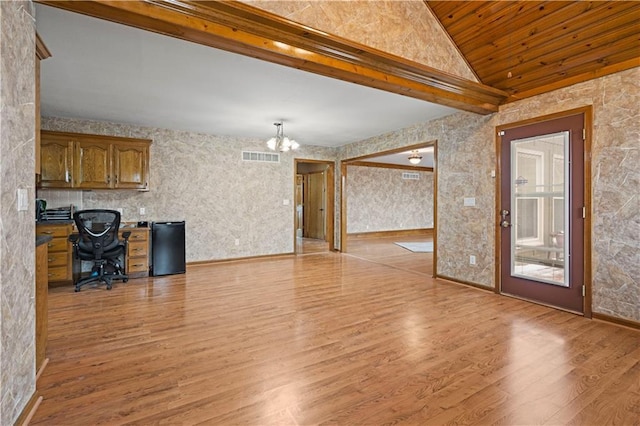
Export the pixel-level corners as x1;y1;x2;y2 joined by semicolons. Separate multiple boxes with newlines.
426;1;640;100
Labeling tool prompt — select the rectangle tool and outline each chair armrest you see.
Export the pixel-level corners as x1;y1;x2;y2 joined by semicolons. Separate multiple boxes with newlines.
121;231;131;241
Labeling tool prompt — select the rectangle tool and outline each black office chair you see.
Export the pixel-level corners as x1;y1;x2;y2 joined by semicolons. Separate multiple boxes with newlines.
69;209;130;292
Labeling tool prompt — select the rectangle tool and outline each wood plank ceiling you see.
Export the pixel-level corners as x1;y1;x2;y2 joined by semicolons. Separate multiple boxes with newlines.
426;1;640;101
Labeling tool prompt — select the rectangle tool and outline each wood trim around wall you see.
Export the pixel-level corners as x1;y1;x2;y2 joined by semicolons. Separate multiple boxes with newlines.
435;275;494;293
187;252;295;267
347;228;433;239
592;312;640;331
294;159;335;253
14;392;42;426
348;161;433;172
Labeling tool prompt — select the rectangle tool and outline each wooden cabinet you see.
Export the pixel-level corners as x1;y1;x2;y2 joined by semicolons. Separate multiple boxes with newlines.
35;241;48;376
39;130;150;190
36;222;73;286
75;138;112;189
40;134;74;188
35;33;51;175
114;143;149;189
121;227;150;277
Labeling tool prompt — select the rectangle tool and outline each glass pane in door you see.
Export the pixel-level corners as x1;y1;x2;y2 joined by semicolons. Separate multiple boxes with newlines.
511;132;569;287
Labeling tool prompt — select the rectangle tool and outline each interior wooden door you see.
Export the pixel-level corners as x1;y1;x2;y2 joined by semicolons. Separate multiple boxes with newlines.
306;171;326;240
499;113;585;313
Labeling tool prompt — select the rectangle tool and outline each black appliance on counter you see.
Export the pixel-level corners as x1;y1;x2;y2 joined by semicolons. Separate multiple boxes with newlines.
151;221;186;276
36;199;46;221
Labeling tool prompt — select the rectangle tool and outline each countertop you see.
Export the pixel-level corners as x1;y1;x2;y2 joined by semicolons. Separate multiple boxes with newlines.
36;219;74;225
36;235;53;246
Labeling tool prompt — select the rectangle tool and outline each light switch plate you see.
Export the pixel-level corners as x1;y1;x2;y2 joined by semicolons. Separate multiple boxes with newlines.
464;197;476;207
17;188;28;211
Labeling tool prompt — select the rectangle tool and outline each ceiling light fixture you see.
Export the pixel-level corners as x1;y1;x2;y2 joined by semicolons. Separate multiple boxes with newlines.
408;150;422;165
266;121;299;152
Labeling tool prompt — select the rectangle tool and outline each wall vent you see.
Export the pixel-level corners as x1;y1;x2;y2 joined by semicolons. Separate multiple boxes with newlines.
402;172;420;180
242;151;280;163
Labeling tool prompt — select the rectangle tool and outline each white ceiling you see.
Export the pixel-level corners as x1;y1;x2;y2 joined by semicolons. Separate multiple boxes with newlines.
36;4;458;163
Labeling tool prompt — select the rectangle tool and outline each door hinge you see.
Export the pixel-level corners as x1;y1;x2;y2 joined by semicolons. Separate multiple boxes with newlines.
498;130;505;136
583;128;586;140
582;206;586;219
582;285;586;297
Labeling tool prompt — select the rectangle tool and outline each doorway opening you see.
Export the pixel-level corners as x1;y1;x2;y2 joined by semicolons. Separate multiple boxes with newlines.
294;159;335;254
340;141;438;276
496;107;592;315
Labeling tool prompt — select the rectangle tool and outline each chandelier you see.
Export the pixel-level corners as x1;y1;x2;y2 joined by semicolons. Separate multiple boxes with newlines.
408;150;422;165
267;122;299;152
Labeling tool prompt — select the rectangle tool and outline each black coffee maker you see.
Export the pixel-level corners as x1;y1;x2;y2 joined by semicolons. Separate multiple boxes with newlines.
35;199;46;221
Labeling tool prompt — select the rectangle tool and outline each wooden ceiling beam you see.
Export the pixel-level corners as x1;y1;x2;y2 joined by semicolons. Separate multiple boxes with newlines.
36;0;508;115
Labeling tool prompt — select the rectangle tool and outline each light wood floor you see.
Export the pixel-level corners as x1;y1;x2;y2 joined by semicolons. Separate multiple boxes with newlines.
32;238;639;425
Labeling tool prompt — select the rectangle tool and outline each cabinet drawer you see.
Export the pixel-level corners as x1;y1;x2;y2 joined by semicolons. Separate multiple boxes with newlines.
46;237;69;253
128;258;149;273
128;241;148;256
47;252;68;267
47;266;69;281
37;226;69;238
125;230;148;242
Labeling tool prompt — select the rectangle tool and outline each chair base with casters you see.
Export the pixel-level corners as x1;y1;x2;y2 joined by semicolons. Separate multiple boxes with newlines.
69;209;131;292
70;231;130;291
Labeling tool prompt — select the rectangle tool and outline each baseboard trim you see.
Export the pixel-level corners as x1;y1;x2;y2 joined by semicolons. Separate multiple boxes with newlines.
35;358;49;383
187;252;295;267
593;312;640;330
14;392;42;426
347;228;433;239
436;274;495;292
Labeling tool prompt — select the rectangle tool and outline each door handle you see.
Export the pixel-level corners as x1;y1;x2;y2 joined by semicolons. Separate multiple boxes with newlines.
500;209;511;228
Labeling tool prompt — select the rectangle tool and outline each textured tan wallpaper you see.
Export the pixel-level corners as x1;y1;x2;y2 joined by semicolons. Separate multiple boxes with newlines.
241;0;477;81
1;2;37;424
338;67;640;323
40;117;337;262
346;166;433;233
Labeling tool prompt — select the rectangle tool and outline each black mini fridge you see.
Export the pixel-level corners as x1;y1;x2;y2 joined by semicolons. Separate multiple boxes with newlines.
151;221;186;276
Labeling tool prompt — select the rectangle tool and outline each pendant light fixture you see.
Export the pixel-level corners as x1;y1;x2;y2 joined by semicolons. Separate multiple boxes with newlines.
408;150;422;165
266;122;299;152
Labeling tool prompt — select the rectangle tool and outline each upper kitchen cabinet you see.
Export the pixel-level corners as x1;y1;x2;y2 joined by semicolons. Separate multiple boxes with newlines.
40;131;74;188
39;130;150;190
113;142;149;189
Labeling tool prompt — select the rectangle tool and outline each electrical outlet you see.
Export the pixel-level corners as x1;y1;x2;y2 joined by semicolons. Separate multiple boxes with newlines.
116;208;123;215
235;239;240;246
139;207;146;215
470;255;476;265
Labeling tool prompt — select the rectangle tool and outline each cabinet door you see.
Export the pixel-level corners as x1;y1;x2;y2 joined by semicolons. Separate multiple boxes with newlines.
75;140;112;189
114;143;149;189
40;134;74;188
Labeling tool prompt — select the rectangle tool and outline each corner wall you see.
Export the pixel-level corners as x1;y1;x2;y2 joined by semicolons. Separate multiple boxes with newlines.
0;1;37;424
